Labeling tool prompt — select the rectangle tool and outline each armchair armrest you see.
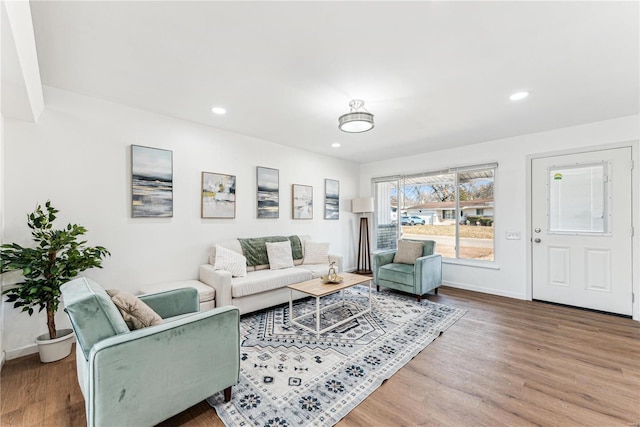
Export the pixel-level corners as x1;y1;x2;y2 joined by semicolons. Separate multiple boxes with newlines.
87;306;240;427
138;287;199;318
199;264;233;307
414;254;442;294
372;250;396;284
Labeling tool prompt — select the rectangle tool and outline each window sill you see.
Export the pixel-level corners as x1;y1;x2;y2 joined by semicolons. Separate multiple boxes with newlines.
442;258;500;270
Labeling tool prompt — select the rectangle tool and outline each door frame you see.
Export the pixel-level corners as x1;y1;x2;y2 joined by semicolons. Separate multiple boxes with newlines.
525;140;639;321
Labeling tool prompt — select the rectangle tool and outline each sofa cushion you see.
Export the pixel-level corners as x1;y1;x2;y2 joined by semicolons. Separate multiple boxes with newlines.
393;240;425;265
214;244;247;277
238;236;303;267
303;241;330;265
231;267;312;298
61;277;130;360
266;241;295;270
294;236;310;266
139;280;215;303
299;263;332;279
379;263;415;287
208;238;244;265
211;236;311;269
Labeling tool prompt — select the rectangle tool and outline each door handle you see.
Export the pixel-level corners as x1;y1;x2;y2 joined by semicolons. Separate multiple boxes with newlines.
534;238;541;243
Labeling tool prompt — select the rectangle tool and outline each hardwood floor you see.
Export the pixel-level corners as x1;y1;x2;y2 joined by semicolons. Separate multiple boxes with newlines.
2;287;639;426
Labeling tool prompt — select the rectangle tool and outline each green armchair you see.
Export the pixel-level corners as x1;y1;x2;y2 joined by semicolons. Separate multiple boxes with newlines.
372;240;442;302
61;277;240;427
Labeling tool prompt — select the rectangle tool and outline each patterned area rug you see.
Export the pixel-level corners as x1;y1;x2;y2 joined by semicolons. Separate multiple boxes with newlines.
207;286;465;426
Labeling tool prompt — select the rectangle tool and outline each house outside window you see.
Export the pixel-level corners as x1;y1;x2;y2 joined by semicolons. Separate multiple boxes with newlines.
373;164;496;262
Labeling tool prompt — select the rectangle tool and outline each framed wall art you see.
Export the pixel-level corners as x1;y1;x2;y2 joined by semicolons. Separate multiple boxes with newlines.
131;145;173;217
257;166;279;218
201;172;236;218
292;184;313;219
324;179;339;220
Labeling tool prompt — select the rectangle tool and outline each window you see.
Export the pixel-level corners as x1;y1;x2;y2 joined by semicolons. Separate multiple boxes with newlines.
548;163;607;234
374;178;401;251
373;164;496;262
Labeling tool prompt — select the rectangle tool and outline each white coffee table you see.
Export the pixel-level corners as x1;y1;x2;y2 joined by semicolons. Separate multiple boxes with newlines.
287;272;372;339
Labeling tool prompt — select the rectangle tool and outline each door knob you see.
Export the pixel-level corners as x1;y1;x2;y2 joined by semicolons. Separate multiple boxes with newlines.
534;238;541;243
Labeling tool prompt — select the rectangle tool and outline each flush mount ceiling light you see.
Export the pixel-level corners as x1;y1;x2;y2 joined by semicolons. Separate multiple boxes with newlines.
509;91;529;101
332;142;341;148
211;106;227;115
338;99;374;133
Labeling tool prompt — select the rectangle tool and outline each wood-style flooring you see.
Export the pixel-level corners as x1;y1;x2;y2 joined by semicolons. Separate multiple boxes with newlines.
2;287;639;426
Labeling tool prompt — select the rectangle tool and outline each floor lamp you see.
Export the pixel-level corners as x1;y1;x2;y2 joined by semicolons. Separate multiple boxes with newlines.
352;197;374;275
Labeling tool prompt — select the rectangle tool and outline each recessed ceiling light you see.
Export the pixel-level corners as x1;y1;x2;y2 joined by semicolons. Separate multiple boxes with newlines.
509;91;529;101
211;107;227;115
332;143;341;148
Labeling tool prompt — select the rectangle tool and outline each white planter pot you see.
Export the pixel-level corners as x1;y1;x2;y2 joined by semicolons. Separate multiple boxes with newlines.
35;328;74;363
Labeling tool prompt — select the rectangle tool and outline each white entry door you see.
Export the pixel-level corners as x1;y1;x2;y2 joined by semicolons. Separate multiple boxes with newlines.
531;147;633;315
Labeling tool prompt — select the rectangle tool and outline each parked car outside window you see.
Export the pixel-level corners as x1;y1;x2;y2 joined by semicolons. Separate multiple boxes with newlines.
401;215;425;226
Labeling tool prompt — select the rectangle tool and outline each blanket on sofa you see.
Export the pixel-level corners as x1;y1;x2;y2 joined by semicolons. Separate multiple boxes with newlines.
238;236;303;266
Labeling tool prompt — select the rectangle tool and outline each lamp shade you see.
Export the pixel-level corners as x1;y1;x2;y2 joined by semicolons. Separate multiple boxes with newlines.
352;197;374;213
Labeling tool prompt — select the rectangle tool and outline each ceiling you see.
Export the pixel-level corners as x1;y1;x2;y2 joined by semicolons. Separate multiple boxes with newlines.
26;1;640;163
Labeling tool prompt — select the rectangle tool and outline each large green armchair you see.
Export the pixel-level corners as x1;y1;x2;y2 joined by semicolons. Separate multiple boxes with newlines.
61;277;240;427
372;240;442;302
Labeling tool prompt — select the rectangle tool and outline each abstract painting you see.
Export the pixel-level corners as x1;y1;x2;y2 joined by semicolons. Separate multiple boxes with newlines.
324;179;339;220
292;184;313;219
257;166;279;218
131;145;173;217
202;172;236;218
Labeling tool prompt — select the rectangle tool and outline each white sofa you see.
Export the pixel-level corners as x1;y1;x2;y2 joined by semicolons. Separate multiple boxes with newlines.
199;235;343;315
138;279;216;311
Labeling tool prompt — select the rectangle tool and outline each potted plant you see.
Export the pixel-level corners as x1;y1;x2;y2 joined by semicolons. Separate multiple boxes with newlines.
1;201;110;362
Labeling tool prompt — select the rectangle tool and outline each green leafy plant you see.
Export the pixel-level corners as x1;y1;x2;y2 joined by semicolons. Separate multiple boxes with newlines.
1;201;110;339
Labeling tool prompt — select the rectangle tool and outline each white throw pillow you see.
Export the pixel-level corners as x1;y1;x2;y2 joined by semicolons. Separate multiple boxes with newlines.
266;241;294;270
214;244;247;277
303;241;330;265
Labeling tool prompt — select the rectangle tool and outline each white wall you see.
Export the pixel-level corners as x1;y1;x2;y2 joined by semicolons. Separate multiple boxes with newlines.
360;115;640;315
2;87;361;358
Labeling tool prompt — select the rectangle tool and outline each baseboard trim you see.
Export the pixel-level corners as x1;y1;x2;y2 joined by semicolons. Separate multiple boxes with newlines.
443;281;527;300
6;343;39;360
1;351;5;370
